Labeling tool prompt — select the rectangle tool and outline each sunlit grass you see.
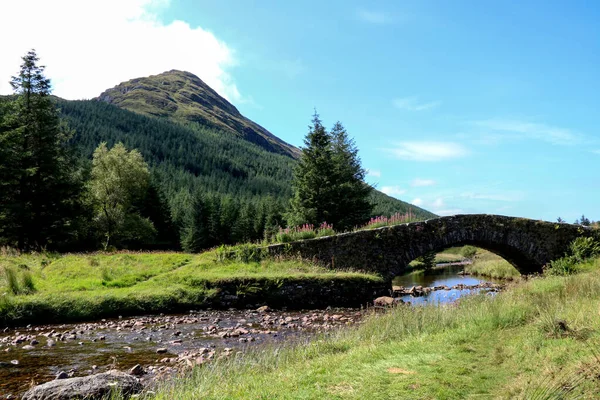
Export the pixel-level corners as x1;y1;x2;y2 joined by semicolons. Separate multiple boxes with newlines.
148;257;600;399
0;250;381;325
464;249;521;280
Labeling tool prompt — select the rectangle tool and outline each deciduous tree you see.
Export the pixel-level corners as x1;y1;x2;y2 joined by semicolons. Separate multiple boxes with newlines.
90;142;154;249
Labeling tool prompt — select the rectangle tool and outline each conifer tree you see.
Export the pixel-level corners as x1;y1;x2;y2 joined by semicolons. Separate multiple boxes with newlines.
0;50;82;250
288;113;372;231
289;112;337;226
330;121;373;230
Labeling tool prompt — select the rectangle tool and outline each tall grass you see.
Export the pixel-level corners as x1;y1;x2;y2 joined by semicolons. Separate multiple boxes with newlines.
2;266;21;295
150;257;600;399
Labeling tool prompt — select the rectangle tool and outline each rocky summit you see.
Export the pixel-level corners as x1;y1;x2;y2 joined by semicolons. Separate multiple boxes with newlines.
95;70;299;158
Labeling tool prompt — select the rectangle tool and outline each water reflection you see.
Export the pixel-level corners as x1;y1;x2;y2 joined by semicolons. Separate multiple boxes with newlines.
392;265;502;305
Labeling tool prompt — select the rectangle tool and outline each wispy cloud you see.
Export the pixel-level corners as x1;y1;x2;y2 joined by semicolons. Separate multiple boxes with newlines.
366;169;381;178
393;97;441;111
471;119;582;146
270;58;306;79
409;196;464;216
592;149;600;155
356;9;394;24
381;186;406;197
411;178;435;187
460;192;523;202
387;141;468;162
435;209;465;216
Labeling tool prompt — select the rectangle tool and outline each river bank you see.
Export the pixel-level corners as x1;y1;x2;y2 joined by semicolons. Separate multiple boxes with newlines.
149;256;600;399
1;260;508;399
0;251;386;326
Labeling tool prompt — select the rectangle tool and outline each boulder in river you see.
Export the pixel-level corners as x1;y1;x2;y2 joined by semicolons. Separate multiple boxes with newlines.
22;370;142;400
373;296;395;307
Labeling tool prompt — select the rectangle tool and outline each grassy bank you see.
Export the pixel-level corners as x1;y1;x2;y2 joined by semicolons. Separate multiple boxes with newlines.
0;250;383;325
464;250;521;280
152;256;600;399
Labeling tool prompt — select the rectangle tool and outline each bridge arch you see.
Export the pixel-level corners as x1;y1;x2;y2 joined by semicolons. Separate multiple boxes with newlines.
268;214;591;280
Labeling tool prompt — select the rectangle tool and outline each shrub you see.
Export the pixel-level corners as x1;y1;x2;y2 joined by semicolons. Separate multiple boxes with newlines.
569;237;600;263
461;245;477;259
545;236;600;276
546;256;578;276
235;243;266;263
415;251;436;271
215;243;267;263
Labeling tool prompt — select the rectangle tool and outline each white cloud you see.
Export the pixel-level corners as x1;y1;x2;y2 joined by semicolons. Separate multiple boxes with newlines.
387;141;468;162
471;119;582;146
366;169;381;178
356;9;394;24
411;178;435;187
434;209;464;216
592;149;600;155
393;97;441;111
460;192;523;202
381;186;406;197
432;198;445;208
0;0;241;102
407;196;465;216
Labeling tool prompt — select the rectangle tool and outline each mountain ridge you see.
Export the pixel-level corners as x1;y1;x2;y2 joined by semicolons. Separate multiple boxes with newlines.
95;70;300;158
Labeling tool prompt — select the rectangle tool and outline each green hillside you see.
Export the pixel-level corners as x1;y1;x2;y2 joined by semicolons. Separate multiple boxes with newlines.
33;69;435;249
60;99;435;219
96;70;300;158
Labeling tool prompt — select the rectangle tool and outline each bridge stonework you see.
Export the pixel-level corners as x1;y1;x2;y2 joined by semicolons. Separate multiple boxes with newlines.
267;215;592;279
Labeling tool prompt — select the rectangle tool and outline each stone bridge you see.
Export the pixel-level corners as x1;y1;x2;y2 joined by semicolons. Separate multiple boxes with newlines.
268;214;593;279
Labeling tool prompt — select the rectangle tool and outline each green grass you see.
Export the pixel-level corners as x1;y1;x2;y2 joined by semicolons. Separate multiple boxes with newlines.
0;250;381;325
464;250;521;280
149;256;600;399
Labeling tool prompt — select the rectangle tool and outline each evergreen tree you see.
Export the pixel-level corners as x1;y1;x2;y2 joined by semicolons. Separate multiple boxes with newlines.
579;214;591;226
330;121;373;230
174;188;209;252
288;113;372;231
0;50;82;250
138;177;178;249
289;112;337;226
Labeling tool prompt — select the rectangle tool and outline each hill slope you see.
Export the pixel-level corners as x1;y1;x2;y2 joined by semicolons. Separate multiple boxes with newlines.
60;99;435;220
96;70;299;158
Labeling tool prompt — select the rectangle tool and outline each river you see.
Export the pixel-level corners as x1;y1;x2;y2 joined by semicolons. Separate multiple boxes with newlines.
0;265;500;398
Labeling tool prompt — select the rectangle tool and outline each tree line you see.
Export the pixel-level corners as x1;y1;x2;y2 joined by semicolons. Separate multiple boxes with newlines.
1;50;408;252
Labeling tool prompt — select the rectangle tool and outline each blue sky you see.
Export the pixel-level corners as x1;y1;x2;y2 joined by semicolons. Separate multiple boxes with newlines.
1;0;598;222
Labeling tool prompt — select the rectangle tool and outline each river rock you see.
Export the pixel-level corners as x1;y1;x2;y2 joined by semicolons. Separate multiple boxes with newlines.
56;371;69;380
373;296;395;306
256;305;270;313
129;364;144;376
22;370;142;400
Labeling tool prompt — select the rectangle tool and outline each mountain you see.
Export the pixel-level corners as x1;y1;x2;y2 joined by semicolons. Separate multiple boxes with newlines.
40;71;435;249
96;70;299;158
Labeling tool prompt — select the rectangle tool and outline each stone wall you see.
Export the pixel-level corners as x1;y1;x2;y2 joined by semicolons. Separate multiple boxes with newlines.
267;215;592;279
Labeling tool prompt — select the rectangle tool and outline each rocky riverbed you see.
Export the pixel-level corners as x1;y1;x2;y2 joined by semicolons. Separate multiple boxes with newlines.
1;274;505;399
0;307;365;398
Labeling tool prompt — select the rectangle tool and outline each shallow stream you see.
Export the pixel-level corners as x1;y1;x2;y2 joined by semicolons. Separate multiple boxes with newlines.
1;265;500;398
